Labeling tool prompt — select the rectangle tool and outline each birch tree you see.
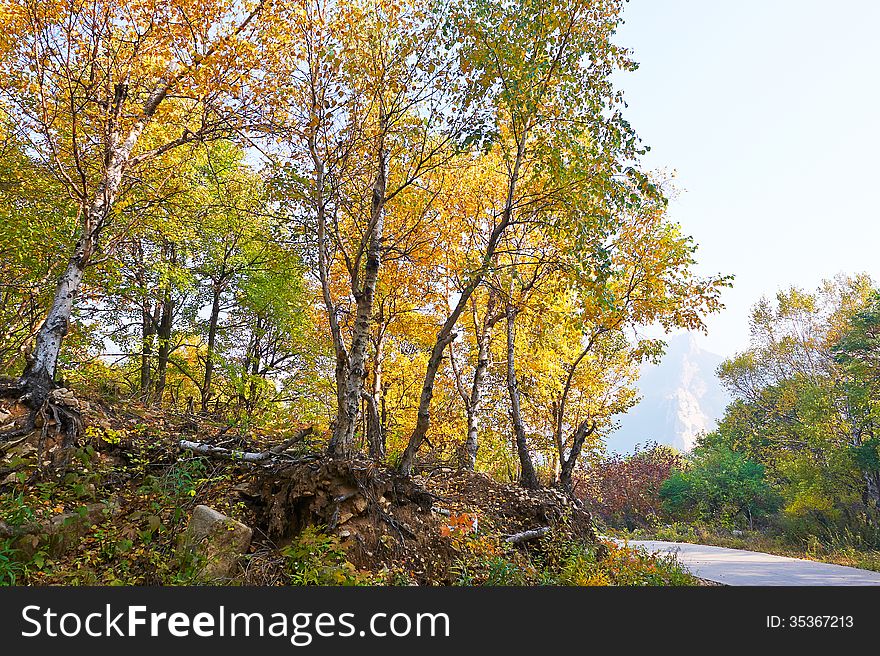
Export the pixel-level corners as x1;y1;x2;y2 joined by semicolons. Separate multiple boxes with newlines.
400;0;642;475
270;0;474;457
0;0;268;437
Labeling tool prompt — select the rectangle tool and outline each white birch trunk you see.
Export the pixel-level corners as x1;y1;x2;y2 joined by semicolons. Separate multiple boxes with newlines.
26;93;151;383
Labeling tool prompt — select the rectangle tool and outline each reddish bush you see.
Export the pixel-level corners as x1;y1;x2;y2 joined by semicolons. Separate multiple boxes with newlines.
576;442;683;528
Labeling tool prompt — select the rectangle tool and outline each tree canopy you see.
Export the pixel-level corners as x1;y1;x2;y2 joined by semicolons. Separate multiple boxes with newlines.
0;0;729;487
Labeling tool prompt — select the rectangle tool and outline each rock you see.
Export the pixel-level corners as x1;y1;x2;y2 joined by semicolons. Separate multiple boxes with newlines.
183;505;253;582
7;443;37;458
353;495;368;514
9;501;119;558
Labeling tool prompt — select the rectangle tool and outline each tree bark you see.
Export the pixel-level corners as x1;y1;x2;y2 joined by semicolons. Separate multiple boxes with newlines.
140;300;159;397
179;427;315;463
864;471;880;509
153;275;174;406
463;301;498;470
310;132;352;452
23;252;87;386
364;391;383;460
505;526;550;544
399;325;458;474
201;281;222;413
558;418;597;493
505;303;539;490
366;330;386;460
246;321;262;414
463;346;489;469
329;145;386;458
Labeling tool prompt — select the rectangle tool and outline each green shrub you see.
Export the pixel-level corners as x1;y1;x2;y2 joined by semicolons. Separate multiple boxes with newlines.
660;447;781;529
0;491;35;527
282;526;370;586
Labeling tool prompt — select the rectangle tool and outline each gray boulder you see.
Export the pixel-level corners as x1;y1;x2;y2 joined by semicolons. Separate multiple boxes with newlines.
183;505;253;582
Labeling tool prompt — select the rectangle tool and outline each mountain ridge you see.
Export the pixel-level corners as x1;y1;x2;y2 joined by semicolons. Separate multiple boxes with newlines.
607;333;731;454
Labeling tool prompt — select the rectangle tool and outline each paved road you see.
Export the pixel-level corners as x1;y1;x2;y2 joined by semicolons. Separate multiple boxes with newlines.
619;539;880;586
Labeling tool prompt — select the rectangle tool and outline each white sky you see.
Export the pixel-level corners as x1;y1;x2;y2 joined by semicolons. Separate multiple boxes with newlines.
614;0;880;358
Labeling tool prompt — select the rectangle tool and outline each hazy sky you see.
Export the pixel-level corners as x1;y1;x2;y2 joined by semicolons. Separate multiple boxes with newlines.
614;0;880;358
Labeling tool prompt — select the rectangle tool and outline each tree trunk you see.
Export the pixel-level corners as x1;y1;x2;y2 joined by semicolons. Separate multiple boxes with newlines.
552;335;602;492
23;253;87;386
140;301;159;397
846;423;880;512
201;281;222;413
23;79;160;386
399;138;525;476
153;281;174;406
400;285;499;475
329;146;386;458
239;332;255;411
364;392;383;460
366;332;386;460
558;419;596;493
463;319;494;470
505;303;539;490
399;325;459;475
310;135;352;452
865;471;880;509
247;324;262;414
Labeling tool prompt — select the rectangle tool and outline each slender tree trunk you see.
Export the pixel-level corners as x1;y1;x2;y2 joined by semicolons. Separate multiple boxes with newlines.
310;135;352;450
865;472;880;509
399;139;525;476
23;79;161;387
154;280;174;406
239;332;255;411
366;332;386;460
136;241;156;397
552;334;603;491
463;321;494;470
140;317;152;394
551;402;563;479
140;301;158;396
329;146;386;458
364;393;383;460
505;303;539;490
399;277;500;475
400;324;459;474
558;418;596;493
246;323;262;414
847;423;880;512
201;281;222;413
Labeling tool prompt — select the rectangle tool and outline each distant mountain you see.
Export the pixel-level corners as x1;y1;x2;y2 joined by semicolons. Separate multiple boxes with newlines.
606;334;731;454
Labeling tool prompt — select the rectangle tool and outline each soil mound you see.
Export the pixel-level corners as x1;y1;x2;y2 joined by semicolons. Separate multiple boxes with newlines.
244;459;596;584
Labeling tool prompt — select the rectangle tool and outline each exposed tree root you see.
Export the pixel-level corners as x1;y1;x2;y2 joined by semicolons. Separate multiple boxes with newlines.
230;459;597;584
0;375;83;456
